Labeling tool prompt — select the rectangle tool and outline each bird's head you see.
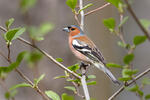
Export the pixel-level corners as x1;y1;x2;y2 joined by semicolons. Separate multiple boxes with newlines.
63;25;84;37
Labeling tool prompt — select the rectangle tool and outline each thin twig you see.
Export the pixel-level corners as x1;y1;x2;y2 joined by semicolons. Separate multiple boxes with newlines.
79;0;90;99
124;0;150;41
84;3;110;16
108;67;150;100
7;44;11;62
74;13;81;26
0;25;81;79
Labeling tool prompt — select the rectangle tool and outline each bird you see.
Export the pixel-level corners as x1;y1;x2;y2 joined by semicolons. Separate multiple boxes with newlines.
63;25;120;85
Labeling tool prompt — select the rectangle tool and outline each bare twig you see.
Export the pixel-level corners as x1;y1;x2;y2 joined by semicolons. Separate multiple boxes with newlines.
108;67;150;100
124;0;150;41
79;0;90;100
74;13;80;26
84;3;110;16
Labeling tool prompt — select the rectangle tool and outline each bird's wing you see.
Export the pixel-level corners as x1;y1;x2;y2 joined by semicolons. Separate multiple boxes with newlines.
72;39;106;64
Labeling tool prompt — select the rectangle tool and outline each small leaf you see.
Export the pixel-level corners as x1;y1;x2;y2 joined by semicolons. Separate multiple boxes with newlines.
137;90;144;97
68;64;80;72
5;18;14;30
145;94;150;100
5;90;17;99
125;85;139;92
64;86;76;92
54;76;66;79
78;3;93;13
66;0;77;9
87;81;96;85
56;58;63;62
142;77;150;85
45;90;60;100
103;18;116;32
34;74;45;86
140;19;150;30
9;83;32;91
118;77;131;81
20;0;37;13
61;93;74;100
123;69;138;76
133;35;147;46
88;75;96;79
106;0;122;8
106;63;122;68
123;53;134;64
4;28;25;43
118;16;129;28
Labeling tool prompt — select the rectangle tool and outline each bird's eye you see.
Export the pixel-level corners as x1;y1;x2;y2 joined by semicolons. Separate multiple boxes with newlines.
71;28;75;31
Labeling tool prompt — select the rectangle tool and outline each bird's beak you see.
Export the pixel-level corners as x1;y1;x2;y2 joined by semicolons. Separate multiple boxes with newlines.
63;27;70;32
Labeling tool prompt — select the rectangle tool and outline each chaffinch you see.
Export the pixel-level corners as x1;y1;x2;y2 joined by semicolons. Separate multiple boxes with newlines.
63;25;120;85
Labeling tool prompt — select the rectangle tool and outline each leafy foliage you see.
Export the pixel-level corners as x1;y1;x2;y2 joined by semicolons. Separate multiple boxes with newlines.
5;18;14;30
78;3;93;13
28;23;54;41
133;35;147;46
33;74;45;87
20;0;37;13
4;28;25;44
103;18;116;32
106;63;123;68
55;58;63;62
45;90;60;100
66;0;77;10
123;53;134;64
9;83;32;91
118;16;129;28
61;93;74;100
106;0;123;12
140;19;150;31
0;51;27;77
64;86;76;93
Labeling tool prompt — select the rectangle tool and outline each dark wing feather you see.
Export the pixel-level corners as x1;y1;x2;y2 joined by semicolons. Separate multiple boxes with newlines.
72;39;106;64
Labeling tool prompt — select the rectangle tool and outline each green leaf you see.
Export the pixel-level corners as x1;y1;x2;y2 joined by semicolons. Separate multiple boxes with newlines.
103;18;116;32
133;35;147;46
118;16;129;28
78;3;93;13
117;41;130;49
106;0;122;8
122;69;138;77
5;90;17;100
0;51;27;75
54;76;66;79
24;51;43;68
88;75;96;79
45;90;60;100
145;94;150;100
118;77;131;81
20;0;37;13
66;0;77;10
87;81;96;85
34;74;45;87
123;53;134;64
68;64;80;72
106;63;122;68
140;19;150;30
64;86;76;92
61;93;74;100
9;83;32;91
56;58;63;62
5;18;14;30
142;77;150;85
137;90;144;97
4;28;25;43
28;23;54;41
125;85;139;92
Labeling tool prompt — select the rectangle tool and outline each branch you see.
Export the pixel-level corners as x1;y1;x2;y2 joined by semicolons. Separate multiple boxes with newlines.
0;26;81;79
124;0;150;41
84;3;110;16
108;67;150;100
79;0;90;99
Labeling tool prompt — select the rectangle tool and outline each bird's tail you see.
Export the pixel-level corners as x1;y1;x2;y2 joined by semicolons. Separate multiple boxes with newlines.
93;62;120;85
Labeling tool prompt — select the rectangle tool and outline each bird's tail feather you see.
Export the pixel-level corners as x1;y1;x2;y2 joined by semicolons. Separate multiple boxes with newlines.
93;62;120;85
